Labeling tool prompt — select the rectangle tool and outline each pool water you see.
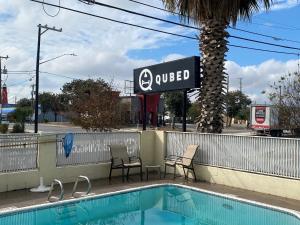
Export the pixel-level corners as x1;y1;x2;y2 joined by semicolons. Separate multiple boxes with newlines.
0;185;299;225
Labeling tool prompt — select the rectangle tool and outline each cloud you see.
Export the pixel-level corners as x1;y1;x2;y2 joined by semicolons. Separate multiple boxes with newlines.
162;53;186;62
271;0;299;10
0;0;189;101
1;0;299;105
225;59;299;103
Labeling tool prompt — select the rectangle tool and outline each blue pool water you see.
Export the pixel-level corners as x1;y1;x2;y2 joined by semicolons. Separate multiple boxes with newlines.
0;185;299;225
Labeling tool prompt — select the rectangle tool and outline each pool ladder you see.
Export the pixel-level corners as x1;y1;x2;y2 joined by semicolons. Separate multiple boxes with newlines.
47;176;92;202
48;179;64;202
72;175;92;198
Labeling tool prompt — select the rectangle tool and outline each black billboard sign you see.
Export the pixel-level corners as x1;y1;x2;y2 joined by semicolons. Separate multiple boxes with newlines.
134;56;200;94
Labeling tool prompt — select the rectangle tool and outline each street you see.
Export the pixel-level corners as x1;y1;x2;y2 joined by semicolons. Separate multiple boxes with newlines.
25;123;86;133
24;122;253;135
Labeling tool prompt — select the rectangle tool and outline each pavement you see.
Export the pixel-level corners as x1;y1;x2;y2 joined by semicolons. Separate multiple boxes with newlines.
25;123;86;134
23;122;253;135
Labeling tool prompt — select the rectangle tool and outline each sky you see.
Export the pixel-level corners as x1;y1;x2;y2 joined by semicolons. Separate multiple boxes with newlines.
0;0;299;104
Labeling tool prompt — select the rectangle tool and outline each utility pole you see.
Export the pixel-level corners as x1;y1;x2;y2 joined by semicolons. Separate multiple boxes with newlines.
35;24;62;133
31;84;35;109
238;77;243;93
0;55;9;124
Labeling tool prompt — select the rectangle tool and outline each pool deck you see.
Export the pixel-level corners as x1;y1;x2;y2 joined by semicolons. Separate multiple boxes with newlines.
1;174;300;213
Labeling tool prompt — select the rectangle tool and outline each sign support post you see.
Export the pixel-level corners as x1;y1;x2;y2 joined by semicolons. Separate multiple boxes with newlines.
143;94;147;130
182;90;188;132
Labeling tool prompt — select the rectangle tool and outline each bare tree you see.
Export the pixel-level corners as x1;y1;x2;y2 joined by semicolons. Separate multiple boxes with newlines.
268;72;300;134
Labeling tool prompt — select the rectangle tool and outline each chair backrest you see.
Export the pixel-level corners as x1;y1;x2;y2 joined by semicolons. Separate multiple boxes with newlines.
182;145;199;166
109;144;129;165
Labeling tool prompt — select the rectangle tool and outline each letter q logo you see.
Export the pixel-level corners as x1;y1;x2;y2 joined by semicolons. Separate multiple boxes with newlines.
139;68;153;92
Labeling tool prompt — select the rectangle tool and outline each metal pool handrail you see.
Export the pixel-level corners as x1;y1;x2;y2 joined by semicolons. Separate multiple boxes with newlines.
72;175;92;198
47;179;64;202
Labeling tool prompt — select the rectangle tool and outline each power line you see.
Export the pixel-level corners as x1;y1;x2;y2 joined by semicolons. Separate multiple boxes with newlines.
31;0;200;40
81;0;197;30
229;27;300;44
7;70;35;73
42;0;61;17
30;0;299;56
129;0;178;15
8;70;79;79
128;0;300;45
77;0;300;51
249;21;300;31
41;72;123;89
254;17;300;31
8;81;31;87
149;0;300;31
7;70;110;81
7;76;34;87
39;71;77;79
39;53;77;65
228;44;298;56
229;34;300;51
78;0;95;5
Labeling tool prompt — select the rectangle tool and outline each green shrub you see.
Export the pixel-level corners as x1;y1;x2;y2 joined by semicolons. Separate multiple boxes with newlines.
12;123;24;133
0;124;8;134
44;119;49;123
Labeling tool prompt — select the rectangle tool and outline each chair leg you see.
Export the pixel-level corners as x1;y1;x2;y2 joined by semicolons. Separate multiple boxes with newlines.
192;168;197;181
127;168;130;181
164;164;167;178
109;165;112;181
122;167;124;182
182;167;186;180
159;167;161;179
146;167;149;181
173;165;176;179
140;166;143;181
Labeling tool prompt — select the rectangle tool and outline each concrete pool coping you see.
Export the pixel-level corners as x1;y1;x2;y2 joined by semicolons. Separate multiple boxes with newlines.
0;177;300;220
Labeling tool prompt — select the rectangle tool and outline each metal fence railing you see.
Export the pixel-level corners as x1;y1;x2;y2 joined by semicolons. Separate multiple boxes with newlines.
166;132;300;179
56;132;141;166
0;134;39;173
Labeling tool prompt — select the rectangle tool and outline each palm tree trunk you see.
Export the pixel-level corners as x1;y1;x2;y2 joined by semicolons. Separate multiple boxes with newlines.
197;19;228;133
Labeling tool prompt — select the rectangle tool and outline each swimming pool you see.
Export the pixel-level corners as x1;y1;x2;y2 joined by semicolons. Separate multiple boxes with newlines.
0;184;299;225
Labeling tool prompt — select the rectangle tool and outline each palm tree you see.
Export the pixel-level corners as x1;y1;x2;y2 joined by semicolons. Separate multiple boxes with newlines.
163;0;272;133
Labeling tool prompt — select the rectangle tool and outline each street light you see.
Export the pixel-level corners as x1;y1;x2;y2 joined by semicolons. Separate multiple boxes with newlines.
39;53;77;65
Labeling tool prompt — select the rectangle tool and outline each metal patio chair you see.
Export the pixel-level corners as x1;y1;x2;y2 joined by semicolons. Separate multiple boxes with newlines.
164;145;199;181
108;144;143;182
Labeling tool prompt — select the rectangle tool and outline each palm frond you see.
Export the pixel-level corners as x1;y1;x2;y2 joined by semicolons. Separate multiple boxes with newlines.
162;0;273;25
